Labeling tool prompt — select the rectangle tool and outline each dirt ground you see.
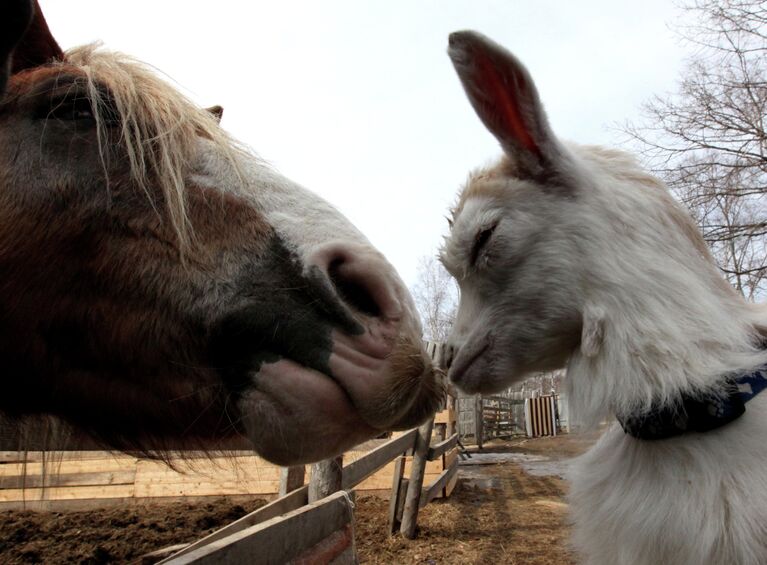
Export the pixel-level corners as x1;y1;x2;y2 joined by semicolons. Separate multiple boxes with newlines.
356;432;598;565
0;498;267;564
0;432;598;564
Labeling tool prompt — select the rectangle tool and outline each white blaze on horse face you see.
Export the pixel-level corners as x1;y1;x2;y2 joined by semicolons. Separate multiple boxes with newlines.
194;140;420;339
192;141;434;456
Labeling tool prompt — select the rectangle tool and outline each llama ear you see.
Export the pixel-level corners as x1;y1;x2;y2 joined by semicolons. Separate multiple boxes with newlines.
448;31;567;183
581;305;605;358
0;0;34;96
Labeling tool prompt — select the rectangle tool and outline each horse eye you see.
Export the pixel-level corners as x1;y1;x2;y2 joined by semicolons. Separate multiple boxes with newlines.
42;96;95;122
470;224;497;266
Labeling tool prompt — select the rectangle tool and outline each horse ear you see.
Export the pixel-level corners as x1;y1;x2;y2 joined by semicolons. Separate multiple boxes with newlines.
11;1;63;74
448;31;566;182
206;105;224;122
0;0;35;95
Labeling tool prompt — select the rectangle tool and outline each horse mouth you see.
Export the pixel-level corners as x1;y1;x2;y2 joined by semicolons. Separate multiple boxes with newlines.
236;331;443;464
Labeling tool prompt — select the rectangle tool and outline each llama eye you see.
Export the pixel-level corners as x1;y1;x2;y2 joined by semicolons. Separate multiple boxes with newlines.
470;224;497;266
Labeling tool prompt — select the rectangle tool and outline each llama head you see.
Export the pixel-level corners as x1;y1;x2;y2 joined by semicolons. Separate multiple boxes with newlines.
441;31;585;393
441;31;764;414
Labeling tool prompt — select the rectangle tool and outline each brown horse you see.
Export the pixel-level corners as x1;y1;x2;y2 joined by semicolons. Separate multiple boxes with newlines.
0;1;441;465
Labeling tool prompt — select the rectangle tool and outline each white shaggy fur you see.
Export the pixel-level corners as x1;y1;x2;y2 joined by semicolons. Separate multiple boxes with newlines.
442;31;767;564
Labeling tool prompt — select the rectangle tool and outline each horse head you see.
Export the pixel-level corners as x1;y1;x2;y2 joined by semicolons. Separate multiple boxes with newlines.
0;1;442;465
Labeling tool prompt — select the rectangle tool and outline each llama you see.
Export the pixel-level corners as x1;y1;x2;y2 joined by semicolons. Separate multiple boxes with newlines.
0;0;442;466
441;30;767;564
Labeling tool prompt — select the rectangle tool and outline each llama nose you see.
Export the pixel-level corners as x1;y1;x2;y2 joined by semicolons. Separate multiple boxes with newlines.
310;244;403;323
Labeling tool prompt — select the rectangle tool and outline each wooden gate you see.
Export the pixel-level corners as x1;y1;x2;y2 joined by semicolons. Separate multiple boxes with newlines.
525;395;558;438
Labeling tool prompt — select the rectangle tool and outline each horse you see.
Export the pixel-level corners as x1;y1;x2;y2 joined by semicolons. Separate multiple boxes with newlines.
441;31;767;565
0;0;443;467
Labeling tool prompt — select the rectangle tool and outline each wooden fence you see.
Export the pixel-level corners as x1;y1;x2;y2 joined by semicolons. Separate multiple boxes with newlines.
157;405;458;563
457;392;561;447
0;437;455;511
0;413;459;563
1;341;459;562
525;395;558;438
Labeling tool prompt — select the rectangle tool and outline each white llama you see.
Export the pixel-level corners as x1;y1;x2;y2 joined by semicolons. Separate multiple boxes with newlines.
441;30;767;565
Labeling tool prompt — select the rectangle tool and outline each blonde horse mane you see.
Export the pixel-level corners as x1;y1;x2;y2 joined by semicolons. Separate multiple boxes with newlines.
64;44;244;251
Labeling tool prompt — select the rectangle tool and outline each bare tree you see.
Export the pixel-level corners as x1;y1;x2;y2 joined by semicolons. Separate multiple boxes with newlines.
624;0;767;299
411;255;458;342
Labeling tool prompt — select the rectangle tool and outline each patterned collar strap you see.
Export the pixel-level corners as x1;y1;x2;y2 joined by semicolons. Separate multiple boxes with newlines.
618;366;767;440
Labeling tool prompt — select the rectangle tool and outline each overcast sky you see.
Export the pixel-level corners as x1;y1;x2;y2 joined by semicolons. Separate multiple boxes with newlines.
41;1;694;287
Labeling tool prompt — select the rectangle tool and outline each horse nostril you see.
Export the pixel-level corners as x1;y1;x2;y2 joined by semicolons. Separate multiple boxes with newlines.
327;256;383;318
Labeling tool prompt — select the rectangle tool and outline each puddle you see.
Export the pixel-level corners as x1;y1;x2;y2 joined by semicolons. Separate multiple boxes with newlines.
460;477;503;490
459;452;573;480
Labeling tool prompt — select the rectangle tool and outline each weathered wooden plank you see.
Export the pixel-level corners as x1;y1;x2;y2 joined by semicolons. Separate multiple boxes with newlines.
163;490;355;565
140;543;192;562
309;456;343;503
0;450;294;464
134;480;281;498
426;433;458;461
400;417;435;539
325;543;357;565
445;466;459;497
434;408;455;425
475;395;484;449
341;429;417;490
354;471;440;492
0;451;120;462
387;456;406;535
0;483;136;501
0;493;263;512
133;463;282;483
287;523;355;564
279;466;306;496
420;458;459;508
131;457;286;499
161;485;310;562
446;395;456;437
0;458;136;477
0;470;136;489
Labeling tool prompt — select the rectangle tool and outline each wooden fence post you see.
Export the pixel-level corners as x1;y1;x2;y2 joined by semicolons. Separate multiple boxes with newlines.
279;466;305;497
446;394;456;437
475;394;483;450
309;456;343;503
387;455;407;535
400;417;434;539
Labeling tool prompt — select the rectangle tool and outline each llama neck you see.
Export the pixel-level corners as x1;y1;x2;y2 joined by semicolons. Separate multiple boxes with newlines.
559;147;767;426
566;246;767;428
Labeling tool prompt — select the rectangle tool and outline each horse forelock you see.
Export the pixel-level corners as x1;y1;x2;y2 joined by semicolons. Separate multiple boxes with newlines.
58;44;245;252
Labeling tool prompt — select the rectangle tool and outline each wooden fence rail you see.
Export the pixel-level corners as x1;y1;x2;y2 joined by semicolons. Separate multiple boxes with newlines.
161;406;459;563
168;490;357;565
161;428;421;563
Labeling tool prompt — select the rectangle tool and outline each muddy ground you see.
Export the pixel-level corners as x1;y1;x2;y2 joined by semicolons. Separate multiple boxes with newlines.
0;432;599;564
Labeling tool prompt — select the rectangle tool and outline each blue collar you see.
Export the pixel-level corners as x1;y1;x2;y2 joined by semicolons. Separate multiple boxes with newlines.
618;365;767;440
